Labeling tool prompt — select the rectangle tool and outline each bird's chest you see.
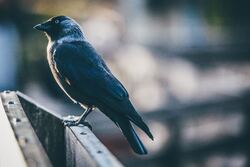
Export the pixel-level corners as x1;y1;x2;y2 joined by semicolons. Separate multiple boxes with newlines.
47;52;76;103
47;42;63;79
46;42;94;106
47;46;60;82
47;43;70;93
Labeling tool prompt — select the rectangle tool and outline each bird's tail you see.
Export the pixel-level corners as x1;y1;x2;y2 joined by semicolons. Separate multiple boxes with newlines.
124;101;154;140
117;117;148;155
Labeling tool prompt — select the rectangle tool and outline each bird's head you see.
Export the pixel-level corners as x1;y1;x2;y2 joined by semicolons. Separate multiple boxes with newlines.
34;16;84;42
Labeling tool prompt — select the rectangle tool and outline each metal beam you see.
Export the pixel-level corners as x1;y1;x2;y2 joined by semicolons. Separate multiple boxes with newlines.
17;91;123;167
0;91;52;167
65;126;123;167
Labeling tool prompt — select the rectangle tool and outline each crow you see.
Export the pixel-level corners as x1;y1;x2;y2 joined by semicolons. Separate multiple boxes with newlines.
34;16;153;154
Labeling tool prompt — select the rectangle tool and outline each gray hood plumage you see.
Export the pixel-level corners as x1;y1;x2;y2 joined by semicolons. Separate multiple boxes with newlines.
34;16;85;42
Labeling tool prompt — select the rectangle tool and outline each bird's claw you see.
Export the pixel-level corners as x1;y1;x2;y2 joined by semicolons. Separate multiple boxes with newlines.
63;115;80;126
62;115;92;130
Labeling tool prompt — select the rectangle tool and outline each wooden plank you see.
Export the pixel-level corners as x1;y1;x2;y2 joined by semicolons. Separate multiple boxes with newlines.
0;91;52;167
65;126;123;167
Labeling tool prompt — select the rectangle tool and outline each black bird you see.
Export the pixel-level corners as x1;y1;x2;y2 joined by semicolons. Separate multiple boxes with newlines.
34;16;153;154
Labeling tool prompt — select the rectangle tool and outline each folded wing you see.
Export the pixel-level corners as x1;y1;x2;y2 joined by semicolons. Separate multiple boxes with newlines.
53;42;153;140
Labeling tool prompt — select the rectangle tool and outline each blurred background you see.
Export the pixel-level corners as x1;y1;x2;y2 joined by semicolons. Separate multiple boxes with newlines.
1;0;250;166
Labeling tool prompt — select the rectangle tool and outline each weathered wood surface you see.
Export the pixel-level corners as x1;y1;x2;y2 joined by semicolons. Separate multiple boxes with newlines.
0;91;52;167
17;91;123;167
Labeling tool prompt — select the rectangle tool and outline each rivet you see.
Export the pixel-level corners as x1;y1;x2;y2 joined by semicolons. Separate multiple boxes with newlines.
4;90;11;94
80;132;87;135
13;117;21;123
19;136;28;147
8;101;15;105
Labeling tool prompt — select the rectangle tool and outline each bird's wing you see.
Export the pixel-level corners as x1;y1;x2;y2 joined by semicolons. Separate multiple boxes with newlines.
53;42;153;140
53;42;129;103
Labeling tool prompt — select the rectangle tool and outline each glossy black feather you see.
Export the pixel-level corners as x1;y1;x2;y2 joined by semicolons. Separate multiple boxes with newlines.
97;104;148;154
51;41;153;138
35;15;154;154
48;40;153;154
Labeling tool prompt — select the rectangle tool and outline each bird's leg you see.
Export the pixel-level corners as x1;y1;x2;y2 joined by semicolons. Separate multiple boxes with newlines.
76;107;92;128
62;107;93;129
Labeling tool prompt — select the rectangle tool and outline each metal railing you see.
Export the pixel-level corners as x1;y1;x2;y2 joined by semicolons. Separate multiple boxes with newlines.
0;91;123;167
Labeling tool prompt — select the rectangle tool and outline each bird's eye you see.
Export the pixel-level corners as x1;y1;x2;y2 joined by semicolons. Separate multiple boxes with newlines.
54;20;59;24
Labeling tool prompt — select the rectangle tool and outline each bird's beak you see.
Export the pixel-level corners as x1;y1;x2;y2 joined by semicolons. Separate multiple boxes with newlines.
33;24;43;31
33;21;51;31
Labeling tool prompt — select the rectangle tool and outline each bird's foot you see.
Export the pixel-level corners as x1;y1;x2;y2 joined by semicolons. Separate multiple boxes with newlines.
62;115;92;130
62;115;80;126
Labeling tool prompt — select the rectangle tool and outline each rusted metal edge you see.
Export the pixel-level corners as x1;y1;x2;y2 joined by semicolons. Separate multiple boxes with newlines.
0;91;52;167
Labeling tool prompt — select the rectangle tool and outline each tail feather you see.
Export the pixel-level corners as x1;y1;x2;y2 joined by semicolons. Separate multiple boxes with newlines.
118;117;148;155
98;104;152;154
128;116;154;140
125;102;154;140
